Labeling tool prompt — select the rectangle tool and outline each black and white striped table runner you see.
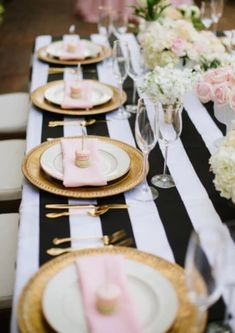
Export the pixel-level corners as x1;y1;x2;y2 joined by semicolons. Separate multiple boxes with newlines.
12;33;235;333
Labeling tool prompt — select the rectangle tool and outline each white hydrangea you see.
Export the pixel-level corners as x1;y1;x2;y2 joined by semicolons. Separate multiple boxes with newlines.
141;64;199;104
209;126;235;203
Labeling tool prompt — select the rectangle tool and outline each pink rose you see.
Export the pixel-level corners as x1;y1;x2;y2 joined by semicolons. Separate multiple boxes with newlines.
203;69;216;84
213;83;230;106
171;38;186;57
195;81;213;103
229;88;235;111
210;68;231;84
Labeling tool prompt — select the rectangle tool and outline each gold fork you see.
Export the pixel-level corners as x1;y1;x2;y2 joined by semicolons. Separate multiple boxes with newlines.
52;229;126;245
46;204;129;218
48;67;96;75
48;119;108;128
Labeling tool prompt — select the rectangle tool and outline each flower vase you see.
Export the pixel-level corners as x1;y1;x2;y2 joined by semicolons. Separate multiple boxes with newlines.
214;103;235;135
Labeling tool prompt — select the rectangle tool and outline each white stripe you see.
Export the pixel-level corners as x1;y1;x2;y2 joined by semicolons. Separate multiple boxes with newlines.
11;35;51;333
91;33;175;262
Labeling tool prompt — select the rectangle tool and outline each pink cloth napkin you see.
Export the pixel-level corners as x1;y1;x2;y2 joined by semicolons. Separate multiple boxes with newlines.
75;254;143;333
60;138;107;187
59;41;86;60
61;80;93;109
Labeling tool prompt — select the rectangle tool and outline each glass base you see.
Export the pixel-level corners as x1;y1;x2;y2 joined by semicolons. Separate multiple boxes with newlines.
151;174;175;189
133;185;159;202
206;322;232;333
111;107;131;120
126;104;137;114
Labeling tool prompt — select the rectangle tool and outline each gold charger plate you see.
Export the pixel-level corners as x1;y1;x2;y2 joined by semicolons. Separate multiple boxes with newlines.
17;247;206;333
31;80;126;116
22;135;144;199
37;43;111;66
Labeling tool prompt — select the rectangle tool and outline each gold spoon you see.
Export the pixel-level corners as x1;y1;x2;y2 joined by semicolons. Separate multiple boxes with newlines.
48;119;98;127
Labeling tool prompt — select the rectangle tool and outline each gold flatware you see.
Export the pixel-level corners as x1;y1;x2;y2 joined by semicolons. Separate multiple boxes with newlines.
52;229;126;245
48;119;108;127
48;67;97;75
45;203;129;210
46;204;129;218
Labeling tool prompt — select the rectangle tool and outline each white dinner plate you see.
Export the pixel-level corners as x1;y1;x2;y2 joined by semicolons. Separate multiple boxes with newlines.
40;140;131;183
42;258;178;333
46;40;102;59
44;81;113;108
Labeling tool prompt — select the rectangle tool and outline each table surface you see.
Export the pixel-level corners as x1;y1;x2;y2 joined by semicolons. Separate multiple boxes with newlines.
11;33;235;333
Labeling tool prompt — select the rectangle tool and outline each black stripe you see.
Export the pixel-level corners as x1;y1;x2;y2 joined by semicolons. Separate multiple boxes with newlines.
39;35;70;265
83;47;137;248
203;101;226;135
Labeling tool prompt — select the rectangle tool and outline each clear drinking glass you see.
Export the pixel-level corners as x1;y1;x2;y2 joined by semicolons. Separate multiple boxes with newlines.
211;0;224;33
112;10;128;38
134;98;159;201
97;6;112;45
151;102;183;189
200;1;213;29
112;39;131;120
185;227;227;333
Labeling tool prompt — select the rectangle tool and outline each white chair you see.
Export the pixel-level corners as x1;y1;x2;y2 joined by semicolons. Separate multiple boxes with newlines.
0;139;25;201
0;93;29;137
0;213;19;309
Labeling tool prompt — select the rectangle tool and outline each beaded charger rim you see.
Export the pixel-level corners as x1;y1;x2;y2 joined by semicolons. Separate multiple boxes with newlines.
31;80;126;116
17;246;206;333
22;135;144;198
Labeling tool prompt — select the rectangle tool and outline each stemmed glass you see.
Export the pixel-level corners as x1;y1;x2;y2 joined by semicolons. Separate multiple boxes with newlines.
211;0;224;34
200;1;213;29
97;6;112;45
151;102;183;189
112;39;131;120
185;227;227;333
112;10;128;38
134;97;159;201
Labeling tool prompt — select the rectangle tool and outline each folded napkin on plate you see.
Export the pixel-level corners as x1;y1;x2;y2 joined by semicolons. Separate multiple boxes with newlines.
61;80;93;109
60;138;107;187
59;41;86;60
75;254;143;333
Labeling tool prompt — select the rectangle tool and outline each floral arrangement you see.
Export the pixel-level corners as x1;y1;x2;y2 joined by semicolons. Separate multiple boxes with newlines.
209;123;235;203
195;66;235;109
132;0;169;22
138;19;226;69
141;64;199;105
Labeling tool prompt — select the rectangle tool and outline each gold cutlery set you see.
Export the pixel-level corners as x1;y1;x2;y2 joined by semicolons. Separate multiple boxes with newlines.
46;204;132;255
48;118;109;127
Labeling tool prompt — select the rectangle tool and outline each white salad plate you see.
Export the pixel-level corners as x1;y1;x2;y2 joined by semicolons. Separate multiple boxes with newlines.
40;140;131;183
42;258;178;333
44;81;113;108
46;40;102;59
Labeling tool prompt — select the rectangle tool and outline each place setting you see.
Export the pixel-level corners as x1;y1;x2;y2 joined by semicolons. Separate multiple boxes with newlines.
37;38;112;65
22;134;144;198
17;246;202;333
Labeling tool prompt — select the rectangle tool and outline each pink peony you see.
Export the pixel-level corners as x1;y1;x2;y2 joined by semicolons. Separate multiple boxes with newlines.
195;81;213;103
213;83;230;106
229;88;235;111
171;38;186;57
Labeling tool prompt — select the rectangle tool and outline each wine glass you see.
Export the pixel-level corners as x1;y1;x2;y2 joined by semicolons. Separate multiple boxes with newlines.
134;97;159;201
200;1;213;29
97;5;112;45
112;10;128;38
151;102;183;189
126;46;147;114
211;0;224;33
112;39;131;120
185;227;228;333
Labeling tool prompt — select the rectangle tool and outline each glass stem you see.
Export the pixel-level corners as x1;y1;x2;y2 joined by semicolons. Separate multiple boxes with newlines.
118;81;123;112
213;21;218;35
162;144;169;178
192;306;205;333
142;152;149;193
132;81;137;105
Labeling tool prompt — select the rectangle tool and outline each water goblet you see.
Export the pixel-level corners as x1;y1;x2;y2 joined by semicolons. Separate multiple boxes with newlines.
97;5;112;45
112;10;128;38
112;39;131;120
211;0;224;34
151;102;183;189
200;1;214;29
185;227;228;333
134;97;159;201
